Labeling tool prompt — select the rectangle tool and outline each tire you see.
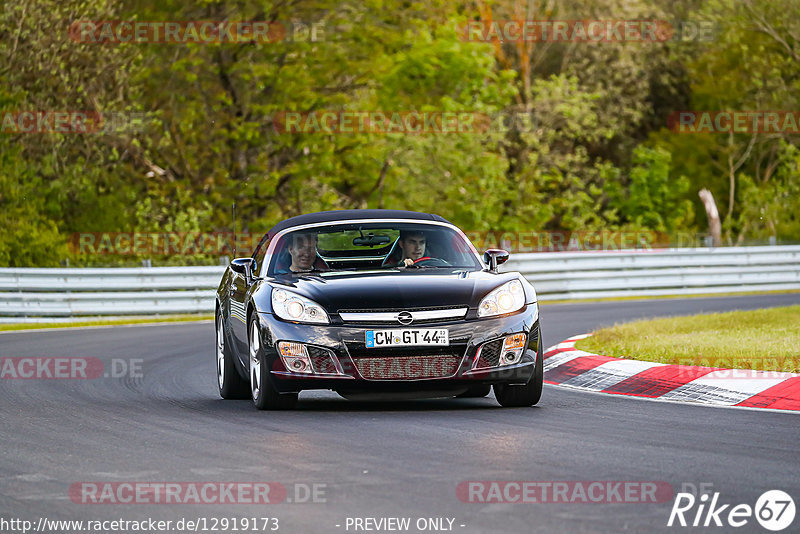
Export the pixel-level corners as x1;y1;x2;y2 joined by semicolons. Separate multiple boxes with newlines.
493;331;544;407
456;385;492;398
216;311;250;399
248;315;298;410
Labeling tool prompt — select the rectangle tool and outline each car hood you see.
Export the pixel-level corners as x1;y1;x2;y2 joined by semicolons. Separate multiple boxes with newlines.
262;270;521;312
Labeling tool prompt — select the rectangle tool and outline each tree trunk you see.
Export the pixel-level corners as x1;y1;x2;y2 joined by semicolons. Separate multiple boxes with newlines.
699;189;722;247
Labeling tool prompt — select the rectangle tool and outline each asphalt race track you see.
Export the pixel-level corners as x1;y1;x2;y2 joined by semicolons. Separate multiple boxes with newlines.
2;293;799;534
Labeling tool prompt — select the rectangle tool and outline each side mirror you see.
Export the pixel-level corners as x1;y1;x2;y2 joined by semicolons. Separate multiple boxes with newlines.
230;257;256;282
484;249;509;272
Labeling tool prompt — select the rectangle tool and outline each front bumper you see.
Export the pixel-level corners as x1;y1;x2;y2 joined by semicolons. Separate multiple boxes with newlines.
255;304;540;394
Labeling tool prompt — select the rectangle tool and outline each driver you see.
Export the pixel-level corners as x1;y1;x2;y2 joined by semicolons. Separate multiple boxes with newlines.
288;232;320;272
397;230;428;267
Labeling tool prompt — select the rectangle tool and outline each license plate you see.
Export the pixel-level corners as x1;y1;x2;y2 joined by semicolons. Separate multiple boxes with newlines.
365;329;449;348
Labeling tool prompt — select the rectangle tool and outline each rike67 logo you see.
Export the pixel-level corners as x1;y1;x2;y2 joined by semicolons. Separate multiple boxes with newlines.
668;488;795;531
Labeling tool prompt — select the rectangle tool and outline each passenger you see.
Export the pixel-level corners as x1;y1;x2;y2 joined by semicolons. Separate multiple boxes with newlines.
288;232;319;272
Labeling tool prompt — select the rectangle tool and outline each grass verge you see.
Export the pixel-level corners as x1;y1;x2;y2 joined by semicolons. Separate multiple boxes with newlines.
0;314;214;332
574;305;800;373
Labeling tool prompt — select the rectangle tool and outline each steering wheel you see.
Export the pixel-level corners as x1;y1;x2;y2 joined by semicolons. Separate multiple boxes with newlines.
412;257;450;267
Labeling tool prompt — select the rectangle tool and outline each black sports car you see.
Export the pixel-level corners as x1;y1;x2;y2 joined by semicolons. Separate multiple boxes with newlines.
215;209;542;409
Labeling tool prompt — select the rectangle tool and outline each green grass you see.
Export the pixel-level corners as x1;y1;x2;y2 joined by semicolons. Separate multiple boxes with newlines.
0;314;214;332
575;305;800;373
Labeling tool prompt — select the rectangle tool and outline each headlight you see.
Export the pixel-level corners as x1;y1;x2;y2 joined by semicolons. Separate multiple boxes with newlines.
478;279;525;318
271;288;329;324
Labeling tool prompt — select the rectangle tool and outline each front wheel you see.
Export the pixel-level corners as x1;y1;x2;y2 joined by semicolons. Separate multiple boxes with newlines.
493;333;543;407
216;312;249;399
249;316;298;410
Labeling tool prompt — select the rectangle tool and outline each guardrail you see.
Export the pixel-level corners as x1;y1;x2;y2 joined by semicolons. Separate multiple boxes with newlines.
0;266;225;320
1;246;799;320
503;245;800;299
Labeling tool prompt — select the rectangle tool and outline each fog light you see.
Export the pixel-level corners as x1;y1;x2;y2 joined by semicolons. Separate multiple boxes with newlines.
499;333;526;366
283;357;309;373
277;342;313;374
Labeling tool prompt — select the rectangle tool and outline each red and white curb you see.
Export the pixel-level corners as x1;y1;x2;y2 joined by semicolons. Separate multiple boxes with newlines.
544;335;800;412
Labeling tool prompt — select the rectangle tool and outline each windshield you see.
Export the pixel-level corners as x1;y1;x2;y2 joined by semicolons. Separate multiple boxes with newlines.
266;222;482;275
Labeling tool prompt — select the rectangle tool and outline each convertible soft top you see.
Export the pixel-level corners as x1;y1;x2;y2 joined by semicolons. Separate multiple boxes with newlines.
266;209;451;239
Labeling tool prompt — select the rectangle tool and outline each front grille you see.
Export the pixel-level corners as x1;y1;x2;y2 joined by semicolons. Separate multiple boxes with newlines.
474;339;503;369
346;341;469;359
307;346;340;374
353;355;461;380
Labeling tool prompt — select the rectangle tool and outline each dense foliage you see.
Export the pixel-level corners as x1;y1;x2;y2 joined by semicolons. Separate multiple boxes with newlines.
1;0;798;266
